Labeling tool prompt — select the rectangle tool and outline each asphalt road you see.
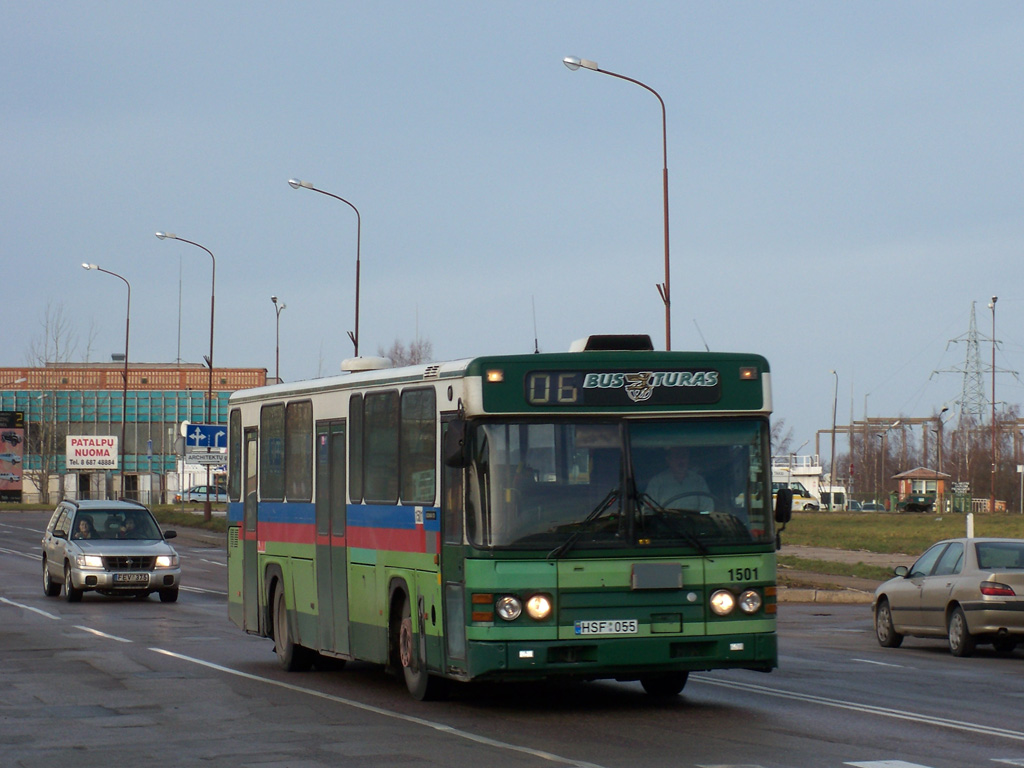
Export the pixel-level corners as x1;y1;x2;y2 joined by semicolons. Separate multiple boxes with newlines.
2;510;1023;768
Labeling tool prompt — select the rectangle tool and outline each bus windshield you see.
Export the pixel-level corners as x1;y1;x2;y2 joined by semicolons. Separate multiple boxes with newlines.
465;418;772;550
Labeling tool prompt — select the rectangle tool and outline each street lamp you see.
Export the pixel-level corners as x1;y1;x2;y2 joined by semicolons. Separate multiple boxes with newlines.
829;371;838;510
271;295;286;383
81;263;130;498
155;232;216;521
990;295;998;513
287;179;361;357
563;55;672;351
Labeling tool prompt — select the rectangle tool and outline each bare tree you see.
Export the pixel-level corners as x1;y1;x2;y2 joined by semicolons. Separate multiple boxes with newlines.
378;337;434;367
27;300;78;366
23;301;80;504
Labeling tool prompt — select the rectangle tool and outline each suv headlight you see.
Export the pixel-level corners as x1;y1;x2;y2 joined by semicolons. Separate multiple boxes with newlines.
155;554;179;568
75;554;104;569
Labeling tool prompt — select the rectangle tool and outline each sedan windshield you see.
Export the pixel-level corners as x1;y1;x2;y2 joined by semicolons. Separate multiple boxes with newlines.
465;418;772;551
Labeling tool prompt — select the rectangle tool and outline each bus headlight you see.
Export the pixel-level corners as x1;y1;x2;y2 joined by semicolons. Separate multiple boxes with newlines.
496;595;522;621
525;594;552;621
710;589;736;616
738;589;762;614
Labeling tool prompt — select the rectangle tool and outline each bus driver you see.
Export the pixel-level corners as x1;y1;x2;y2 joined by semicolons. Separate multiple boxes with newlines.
645;447;713;512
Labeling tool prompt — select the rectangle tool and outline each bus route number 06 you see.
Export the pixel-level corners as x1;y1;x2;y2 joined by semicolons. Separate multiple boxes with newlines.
526;372;580;406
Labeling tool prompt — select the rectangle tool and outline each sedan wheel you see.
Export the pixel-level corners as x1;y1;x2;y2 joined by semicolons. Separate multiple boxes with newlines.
948;606;976;657
874;599;903;648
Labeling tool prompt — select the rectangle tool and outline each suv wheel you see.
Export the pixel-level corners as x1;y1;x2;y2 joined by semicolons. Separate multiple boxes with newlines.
64;563;83;603
42;558;61;597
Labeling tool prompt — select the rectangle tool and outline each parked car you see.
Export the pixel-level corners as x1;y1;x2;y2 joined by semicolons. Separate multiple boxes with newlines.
41;499;181;603
873;537;1024;656
847;500;864;512
860;501;886;512
897;494;935;513
175;485;227;503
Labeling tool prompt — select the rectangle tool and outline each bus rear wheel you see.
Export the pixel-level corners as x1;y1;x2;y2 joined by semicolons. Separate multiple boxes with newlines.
398;594;446;701
273;585;314;671
640;672;689;697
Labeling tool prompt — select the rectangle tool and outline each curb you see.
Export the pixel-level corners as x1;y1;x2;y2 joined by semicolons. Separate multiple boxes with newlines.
779;587;873;604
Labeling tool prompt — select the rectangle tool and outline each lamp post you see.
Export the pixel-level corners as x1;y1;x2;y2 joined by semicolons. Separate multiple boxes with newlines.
563;56;672;351
155;232;216;521
271;295;286;383
81;263;130;499
990;295;998;513
287;179;361;357
828;371;838;510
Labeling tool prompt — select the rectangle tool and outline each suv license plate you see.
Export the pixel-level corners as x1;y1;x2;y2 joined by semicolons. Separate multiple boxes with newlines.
113;573;149;585
574;619;638;636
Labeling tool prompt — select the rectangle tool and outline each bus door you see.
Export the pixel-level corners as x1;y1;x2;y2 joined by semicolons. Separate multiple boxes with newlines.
440;416;467;666
242;428;260;633
315;420;350;656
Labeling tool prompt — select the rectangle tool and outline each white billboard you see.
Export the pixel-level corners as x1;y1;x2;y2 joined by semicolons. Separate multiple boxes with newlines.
66;436;118;470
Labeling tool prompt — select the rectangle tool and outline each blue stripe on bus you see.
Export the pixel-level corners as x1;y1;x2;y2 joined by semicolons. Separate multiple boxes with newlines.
226;500;440;531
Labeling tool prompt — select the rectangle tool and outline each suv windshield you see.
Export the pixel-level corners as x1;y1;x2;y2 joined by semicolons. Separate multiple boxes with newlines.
464;418;771;551
71;508;162;540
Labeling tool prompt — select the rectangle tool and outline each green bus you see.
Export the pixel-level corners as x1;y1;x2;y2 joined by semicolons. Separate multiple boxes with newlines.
226;334;792;699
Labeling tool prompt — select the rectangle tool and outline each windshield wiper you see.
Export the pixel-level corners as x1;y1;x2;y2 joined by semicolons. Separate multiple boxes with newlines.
635;491;709;556
547;488;620;560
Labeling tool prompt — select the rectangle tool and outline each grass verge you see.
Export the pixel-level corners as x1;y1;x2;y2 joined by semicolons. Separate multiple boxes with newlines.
783;511;1024;554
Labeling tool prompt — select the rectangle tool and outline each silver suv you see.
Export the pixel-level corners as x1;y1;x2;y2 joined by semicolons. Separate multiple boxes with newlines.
41;499;181;602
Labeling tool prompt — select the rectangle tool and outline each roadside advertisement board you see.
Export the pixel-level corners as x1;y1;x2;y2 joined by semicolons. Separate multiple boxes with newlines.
66;435;118;470
0;411;24;503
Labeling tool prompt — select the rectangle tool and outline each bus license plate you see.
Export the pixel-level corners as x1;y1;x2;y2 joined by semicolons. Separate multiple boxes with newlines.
113;573;149;585
574;619;638;636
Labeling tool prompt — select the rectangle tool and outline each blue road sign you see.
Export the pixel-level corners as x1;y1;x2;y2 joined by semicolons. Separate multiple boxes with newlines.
184;423;228;450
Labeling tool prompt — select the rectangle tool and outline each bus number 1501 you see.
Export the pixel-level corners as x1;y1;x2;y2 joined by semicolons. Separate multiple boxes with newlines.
728;567;759;581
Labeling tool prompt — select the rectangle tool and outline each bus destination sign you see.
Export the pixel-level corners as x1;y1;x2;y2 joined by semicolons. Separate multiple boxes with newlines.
525;369;721;407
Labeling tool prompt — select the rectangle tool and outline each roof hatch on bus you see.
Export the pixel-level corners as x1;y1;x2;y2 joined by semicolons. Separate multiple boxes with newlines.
569;334;654;352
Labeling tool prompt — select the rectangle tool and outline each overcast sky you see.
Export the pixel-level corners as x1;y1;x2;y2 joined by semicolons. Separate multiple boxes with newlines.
4;1;1023;456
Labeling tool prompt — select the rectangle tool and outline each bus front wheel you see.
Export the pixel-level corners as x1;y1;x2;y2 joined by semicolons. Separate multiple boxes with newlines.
640;672;689;697
398;594;446;701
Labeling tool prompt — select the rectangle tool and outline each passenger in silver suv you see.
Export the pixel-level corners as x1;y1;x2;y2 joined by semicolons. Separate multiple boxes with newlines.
41;499;181;602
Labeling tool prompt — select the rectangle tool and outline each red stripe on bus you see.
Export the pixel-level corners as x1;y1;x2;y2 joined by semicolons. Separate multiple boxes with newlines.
258;521;315;545
347;525;439;554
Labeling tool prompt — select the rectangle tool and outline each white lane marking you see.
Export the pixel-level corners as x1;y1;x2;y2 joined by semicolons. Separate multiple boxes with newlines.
74;625;133;643
181;585;227;596
694;675;1024;743
0;546;41;560
845;761;935;767
992;760;1024;766
1;596;61;620
852;658;905;668
150;647;610;768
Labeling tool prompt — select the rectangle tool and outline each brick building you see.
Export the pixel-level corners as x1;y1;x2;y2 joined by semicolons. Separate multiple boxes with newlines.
0;363;266;503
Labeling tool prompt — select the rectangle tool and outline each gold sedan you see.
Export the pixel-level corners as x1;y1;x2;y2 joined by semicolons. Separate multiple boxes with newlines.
873;538;1024;657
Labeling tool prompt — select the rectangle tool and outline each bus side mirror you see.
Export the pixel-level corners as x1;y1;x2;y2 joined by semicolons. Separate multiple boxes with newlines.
443;420;469;468
774;488;793;524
